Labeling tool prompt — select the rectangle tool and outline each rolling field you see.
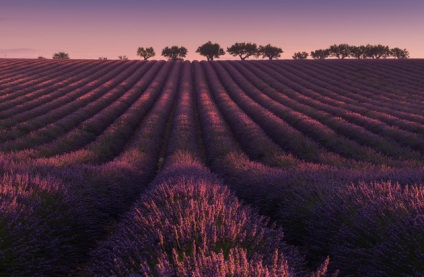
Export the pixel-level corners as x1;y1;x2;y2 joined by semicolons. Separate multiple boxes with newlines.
1;58;424;276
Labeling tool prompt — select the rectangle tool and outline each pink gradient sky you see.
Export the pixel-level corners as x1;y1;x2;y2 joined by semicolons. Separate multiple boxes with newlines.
1;0;423;60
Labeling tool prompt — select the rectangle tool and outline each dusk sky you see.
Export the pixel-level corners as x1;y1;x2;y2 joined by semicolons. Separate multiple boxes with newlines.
1;0;423;60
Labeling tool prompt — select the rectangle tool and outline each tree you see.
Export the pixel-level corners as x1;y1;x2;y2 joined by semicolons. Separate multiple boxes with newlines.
98;57;108;60
310;49;330;60
37;56;46;59
161;46;188;61
366;44;390;59
227;42;258;60
196;41;225;61
118;55;128;60
292;52;309;60
328;44;351;59
137;47;155;60
258;44;283;60
391;47;410;59
52;52;69;59
349;45;368;59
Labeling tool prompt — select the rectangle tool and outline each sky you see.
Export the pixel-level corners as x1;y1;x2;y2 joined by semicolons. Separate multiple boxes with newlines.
1;0;423;60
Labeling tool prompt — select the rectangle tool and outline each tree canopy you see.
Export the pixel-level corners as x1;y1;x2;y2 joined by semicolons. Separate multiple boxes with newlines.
310;49;330;60
137;47;155;60
292;52;309;60
162;46;188;61
258;44;283;60
227;42;258;60
390;47;410;59
52;52;69;59
118;55;128;60
196;41;225;61
329;44;351;59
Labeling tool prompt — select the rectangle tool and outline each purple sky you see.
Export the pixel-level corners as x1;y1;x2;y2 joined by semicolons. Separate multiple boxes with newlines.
1;0;423;60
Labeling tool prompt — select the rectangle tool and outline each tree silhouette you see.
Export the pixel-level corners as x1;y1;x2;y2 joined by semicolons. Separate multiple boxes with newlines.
118;55;128;60
98;57;108;60
367;44;391;59
258;44;283;60
52;52;69;59
37;56;46;59
292;52;309;60
349;45;368;59
196;41;225;61
137;47;155;60
227;42;258;60
310;49;330;60
161;46;188;61
391;47;410;59
329;44;351;59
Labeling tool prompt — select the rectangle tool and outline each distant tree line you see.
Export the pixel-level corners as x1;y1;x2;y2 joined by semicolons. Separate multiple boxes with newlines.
134;42;283;61
304;44;409;60
48;43;409;61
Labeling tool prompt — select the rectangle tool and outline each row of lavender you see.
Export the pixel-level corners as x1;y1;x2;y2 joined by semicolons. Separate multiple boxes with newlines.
85;62;326;275
1;59;423;167
1;61;326;276
0;59;423;275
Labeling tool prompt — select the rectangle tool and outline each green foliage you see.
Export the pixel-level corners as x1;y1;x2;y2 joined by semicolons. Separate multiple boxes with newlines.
227;42;258;60
196;41;225;61
328;44;351;59
310;49;330;60
137;47;155;60
52;52;69;59
258;44;283;60
292;52;309;60
161;46;188;61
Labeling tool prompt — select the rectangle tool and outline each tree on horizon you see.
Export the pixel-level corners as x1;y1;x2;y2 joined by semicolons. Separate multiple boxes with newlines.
258;44;283;60
161;46;188;61
196;41;225;61
391;47;410;59
227;42;258;60
310;49;330;59
137;47;155;60
292;52;309;59
328;44;351;59
52;52;69;59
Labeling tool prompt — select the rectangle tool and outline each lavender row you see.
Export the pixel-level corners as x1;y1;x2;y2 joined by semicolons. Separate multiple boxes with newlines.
212;154;424;276
41;61;181;166
267;61;424;149
0;61;161;153
85;156;328;276
162;61;204;169
192;60;247;164
0;60;124;132
315;59;424;97
0;59;98;105
0;59;78;90
227;61;424;162
281;60;424;117
0;60;103;114
297;60;424;104
247;61;424;156
207;61;384;166
200;60;301;168
272;60;424;135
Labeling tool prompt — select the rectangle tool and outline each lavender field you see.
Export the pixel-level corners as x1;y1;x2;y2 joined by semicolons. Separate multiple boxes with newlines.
1;58;424;276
